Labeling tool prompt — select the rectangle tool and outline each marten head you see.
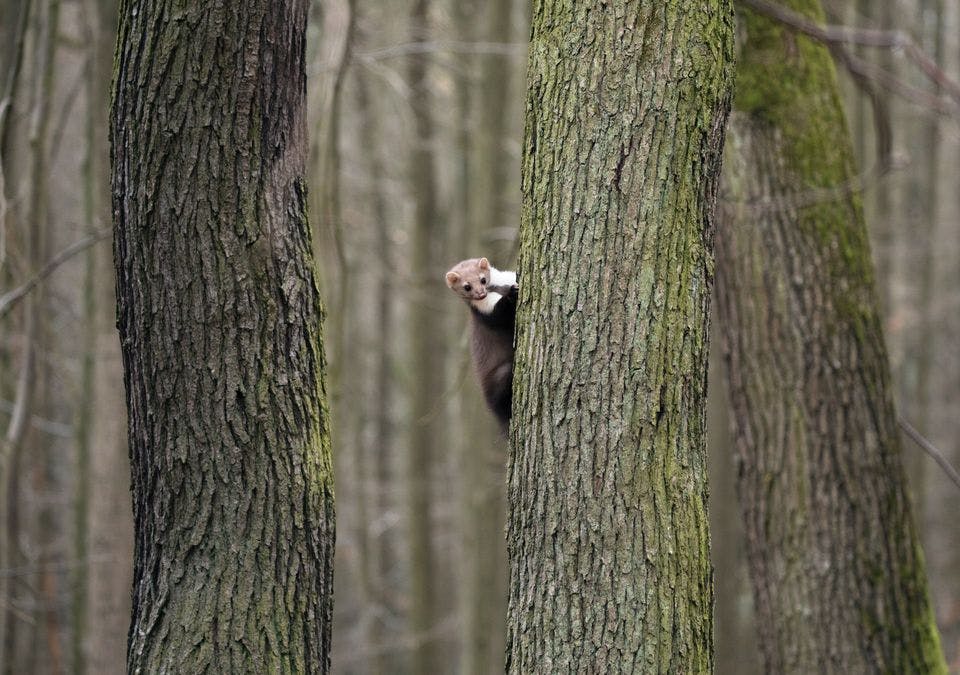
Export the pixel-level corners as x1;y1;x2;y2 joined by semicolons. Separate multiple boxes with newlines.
445;257;492;303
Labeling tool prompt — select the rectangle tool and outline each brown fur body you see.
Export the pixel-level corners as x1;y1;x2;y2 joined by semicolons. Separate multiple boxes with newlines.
469;292;516;432
445;258;518;433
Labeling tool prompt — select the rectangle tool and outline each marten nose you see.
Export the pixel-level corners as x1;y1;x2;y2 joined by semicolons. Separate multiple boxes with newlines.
476;290;487;300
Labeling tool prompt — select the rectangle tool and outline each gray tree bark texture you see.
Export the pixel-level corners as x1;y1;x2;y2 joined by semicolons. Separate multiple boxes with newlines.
714;2;947;672
507;2;735;672
111;1;336;672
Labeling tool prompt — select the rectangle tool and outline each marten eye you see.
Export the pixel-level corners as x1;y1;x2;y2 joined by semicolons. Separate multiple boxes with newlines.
480;277;486;284
464;284;472;292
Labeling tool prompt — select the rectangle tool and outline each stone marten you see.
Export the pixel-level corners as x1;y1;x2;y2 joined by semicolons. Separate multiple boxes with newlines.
445;257;518;434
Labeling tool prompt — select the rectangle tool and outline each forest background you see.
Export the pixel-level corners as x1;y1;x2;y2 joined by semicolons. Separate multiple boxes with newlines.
0;0;958;673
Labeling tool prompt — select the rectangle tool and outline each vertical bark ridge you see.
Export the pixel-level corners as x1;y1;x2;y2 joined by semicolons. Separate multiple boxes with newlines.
714;2;946;672
508;2;734;672
111;1;335;672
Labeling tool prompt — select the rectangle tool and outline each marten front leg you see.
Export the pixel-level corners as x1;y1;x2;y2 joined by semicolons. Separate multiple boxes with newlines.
487;268;517;296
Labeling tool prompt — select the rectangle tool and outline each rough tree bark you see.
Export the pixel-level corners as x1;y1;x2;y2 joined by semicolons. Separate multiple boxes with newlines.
714;1;946;672
507;2;734;672
111;1;335;672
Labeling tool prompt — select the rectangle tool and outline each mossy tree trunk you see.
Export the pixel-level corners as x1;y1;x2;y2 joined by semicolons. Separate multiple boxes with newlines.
714;1;946;672
507;2;734;672
111;1;335;672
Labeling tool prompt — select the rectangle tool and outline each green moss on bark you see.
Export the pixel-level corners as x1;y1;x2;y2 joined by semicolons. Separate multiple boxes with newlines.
507;1;735;672
715;1;947;671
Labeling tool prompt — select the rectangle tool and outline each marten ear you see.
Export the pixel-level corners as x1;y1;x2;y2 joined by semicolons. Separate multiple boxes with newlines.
445;271;460;287
478;257;490;271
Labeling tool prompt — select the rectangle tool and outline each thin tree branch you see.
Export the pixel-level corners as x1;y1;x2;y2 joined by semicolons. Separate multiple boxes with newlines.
0;397;72;438
359;39;525;60
49;52;89;162
0;553;120;579
834;46;957;117
740;0;960;111
0;0;34;147
0;226;110;320
899;417;960;492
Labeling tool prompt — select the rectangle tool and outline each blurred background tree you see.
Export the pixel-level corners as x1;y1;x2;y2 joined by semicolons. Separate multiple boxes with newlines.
506;1;734;671
716;0;944;669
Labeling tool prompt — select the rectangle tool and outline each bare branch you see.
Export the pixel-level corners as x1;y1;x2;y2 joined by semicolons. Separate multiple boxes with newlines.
834;46;956;117
740;0;960;113
0;398;73;438
899;418;960;492
309;40;526;75
0;226;111;320
359;40;525;61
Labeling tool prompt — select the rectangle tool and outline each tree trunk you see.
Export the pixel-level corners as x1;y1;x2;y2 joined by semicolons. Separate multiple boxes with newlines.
2;0;59;669
897;0;943;517
0;0;26;658
111;1;336;671
33;1;65;669
714;2;946;672
86;243;133;674
872;0;894;318
507;2;734;672
351;60;401;672
405;0;447;671
472;0;513;263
